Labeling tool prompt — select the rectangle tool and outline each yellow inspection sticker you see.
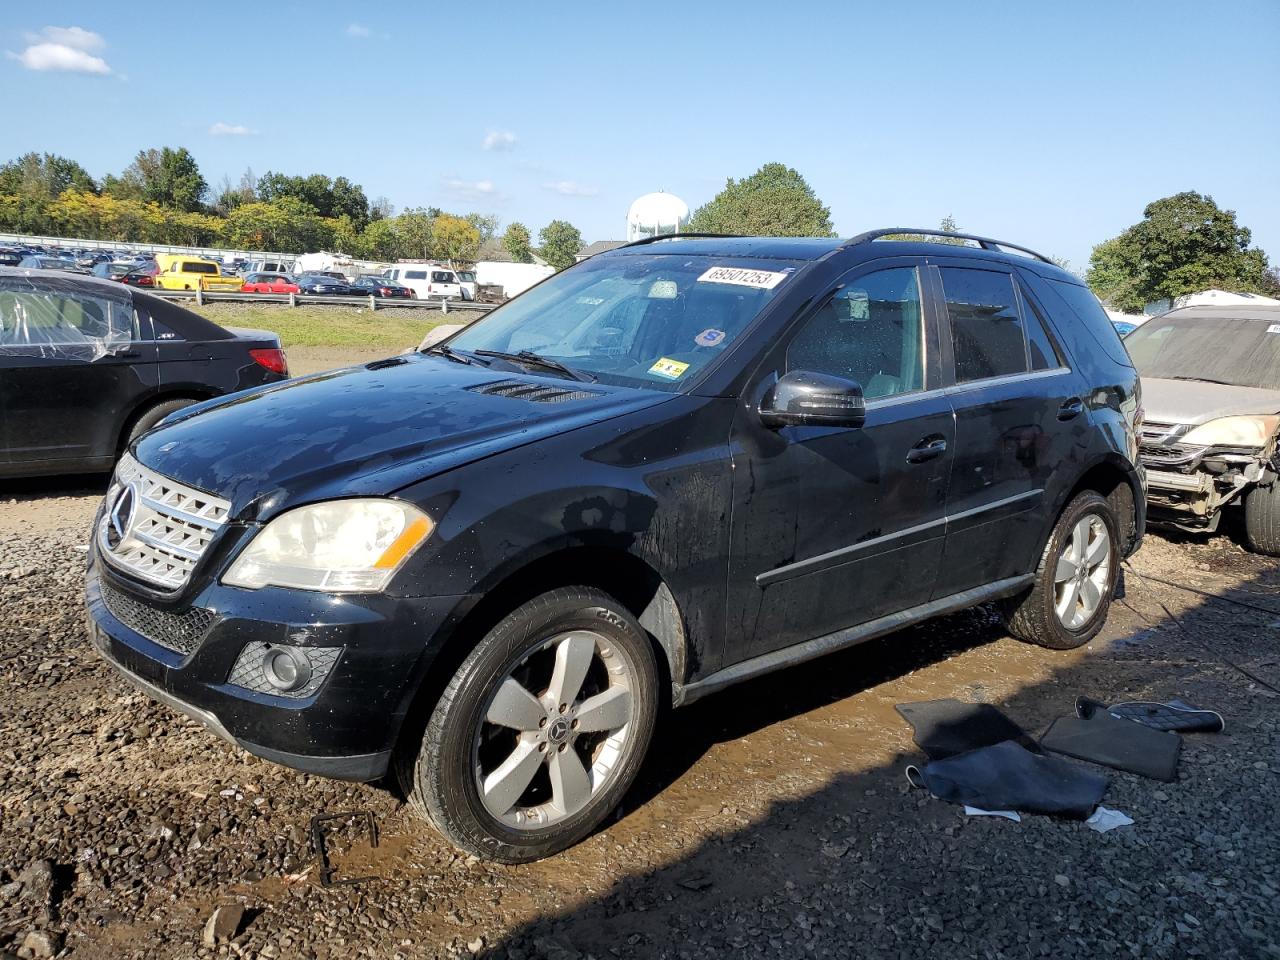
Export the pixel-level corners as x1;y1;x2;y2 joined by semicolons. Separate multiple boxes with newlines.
649;357;690;380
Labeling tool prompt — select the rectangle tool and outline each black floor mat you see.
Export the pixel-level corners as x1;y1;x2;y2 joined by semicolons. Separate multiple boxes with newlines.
1040;711;1182;782
896;699;1035;761
908;740;1108;818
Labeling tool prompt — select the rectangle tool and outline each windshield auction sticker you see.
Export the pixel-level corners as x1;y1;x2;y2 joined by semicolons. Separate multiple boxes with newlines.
649;357;691;380
697;266;789;289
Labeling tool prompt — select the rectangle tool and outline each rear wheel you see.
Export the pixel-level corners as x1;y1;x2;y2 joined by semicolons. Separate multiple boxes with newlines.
1001;491;1120;649
124;398;196;449
1244;482;1280;556
398;587;659;863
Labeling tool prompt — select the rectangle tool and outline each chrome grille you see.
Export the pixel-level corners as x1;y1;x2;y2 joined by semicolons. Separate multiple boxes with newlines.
99;454;231;591
100;580;217;654
1138;421;1204;468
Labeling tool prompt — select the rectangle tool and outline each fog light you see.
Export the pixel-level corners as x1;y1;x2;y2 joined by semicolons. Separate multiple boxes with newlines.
261;646;312;692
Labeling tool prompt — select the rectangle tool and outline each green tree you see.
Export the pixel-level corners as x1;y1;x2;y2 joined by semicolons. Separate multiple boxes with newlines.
0;153;97;231
465;212;500;245
358;217;402;260
1087;191;1273;312
687;162;834;237
396;208;437;259
115;147;207;212
886;216;967;245
502;222;533;263
538;220;583;271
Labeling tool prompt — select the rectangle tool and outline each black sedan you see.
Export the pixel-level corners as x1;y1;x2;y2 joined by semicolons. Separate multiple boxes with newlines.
91;262;158;288
296;273;358;295
0;267;289;478
350;275;415;299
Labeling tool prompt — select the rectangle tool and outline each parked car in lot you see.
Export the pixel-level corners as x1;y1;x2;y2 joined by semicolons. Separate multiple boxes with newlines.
84;229;1143;863
383;264;463;300
91;261;157;288
152;254;244;292
1126;304;1280;553
0;267;288;478
350;275;414;299
241;272;300;294
296;273;357;295
18;255;88;274
243;259;294;276
455;269;478;301
0;248;26;267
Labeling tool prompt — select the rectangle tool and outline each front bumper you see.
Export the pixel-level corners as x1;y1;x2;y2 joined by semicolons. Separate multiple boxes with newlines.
85;552;475;781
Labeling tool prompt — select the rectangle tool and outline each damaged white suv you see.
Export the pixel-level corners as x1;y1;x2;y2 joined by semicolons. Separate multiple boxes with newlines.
1126;304;1280;554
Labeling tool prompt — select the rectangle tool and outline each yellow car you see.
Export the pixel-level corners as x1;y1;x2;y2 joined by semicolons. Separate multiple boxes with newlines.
152;254;243;292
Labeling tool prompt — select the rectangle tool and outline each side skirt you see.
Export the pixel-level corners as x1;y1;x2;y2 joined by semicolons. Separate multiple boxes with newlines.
672;574;1034;708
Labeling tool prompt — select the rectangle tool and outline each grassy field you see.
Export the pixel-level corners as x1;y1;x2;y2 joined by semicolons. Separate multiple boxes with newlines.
187;302;481;350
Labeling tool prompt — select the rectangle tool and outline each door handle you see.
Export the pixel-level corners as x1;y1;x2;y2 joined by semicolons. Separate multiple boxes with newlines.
906;436;947;463
1057;397;1085;421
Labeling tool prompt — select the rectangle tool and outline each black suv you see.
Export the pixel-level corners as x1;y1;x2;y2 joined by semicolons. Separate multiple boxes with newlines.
85;230;1144;861
0;268;288;477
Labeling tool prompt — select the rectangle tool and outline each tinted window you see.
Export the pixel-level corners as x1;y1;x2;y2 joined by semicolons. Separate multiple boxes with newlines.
432;271;455;283
940;268;1026;382
1045;279;1131;366
182;262;218;274
787;267;925;399
1018;285;1063;371
405;270;427;280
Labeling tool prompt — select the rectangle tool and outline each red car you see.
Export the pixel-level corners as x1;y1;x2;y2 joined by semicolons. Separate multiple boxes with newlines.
242;272;300;294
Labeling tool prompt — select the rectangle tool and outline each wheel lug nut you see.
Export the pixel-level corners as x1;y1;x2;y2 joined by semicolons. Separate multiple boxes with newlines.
558;743;567;752
571;719;580;729
538;742;547;753
539;717;548;728
558;703;567;714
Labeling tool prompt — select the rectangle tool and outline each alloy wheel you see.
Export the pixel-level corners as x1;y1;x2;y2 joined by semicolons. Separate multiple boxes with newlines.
1053;513;1112;629
473;630;636;830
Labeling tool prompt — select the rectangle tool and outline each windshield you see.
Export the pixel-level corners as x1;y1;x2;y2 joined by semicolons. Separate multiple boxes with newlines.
1125;314;1280;391
447;253;803;391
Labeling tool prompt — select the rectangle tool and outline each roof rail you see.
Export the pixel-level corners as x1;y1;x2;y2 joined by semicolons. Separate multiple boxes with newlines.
846;228;1055;265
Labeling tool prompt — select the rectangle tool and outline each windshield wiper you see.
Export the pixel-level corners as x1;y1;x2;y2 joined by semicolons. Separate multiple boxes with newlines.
1167;375;1238;386
473;349;596;382
423;343;486;366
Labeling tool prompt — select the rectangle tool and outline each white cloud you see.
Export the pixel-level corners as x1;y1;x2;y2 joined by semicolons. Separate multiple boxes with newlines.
544;180;599;197
210;122;254;136
25;26;105;50
482;130;518;152
346;23;371;38
444;178;498;199
9;26;111;74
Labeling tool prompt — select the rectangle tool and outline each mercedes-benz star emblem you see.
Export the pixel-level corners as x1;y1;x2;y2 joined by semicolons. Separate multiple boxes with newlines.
105;483;137;551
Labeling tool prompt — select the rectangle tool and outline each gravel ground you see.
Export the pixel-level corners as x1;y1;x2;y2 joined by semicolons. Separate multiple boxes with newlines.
0;485;1277;960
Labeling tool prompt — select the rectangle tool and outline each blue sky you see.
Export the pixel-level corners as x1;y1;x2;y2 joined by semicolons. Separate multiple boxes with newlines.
3;1;1278;269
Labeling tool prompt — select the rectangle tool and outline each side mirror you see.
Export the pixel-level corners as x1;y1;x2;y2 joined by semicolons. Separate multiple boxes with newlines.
760;370;866;429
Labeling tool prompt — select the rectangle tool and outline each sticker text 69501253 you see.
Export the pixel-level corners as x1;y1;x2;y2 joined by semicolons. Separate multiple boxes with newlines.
697;266;789;290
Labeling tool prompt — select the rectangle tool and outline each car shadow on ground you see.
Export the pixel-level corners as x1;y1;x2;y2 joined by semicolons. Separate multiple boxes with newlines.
473;562;1279;958
0;472;110;501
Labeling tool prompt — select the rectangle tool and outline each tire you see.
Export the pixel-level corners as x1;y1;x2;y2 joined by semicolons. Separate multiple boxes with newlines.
1244;482;1280;556
125;398;196;448
397;586;659;863
1000;491;1121;650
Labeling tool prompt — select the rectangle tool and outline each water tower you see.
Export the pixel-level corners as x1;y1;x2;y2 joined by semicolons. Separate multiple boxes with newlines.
626;192;690;242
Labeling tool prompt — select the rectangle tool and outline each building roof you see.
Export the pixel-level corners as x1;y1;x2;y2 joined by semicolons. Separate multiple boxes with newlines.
576;240;628;260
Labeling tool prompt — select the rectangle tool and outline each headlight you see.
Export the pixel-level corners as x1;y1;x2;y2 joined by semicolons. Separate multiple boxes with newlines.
1182;415;1280;448
223;499;434;592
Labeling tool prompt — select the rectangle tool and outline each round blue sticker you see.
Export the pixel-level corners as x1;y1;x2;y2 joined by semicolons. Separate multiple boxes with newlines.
695;328;726;347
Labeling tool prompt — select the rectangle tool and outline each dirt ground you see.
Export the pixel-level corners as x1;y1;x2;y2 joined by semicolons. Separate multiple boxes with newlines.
1;475;1277;959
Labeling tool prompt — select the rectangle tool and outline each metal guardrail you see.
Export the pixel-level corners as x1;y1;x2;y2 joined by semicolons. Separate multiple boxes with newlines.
146;288;497;313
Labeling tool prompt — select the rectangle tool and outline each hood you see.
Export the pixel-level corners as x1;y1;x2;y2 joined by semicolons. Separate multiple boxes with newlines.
1141;377;1280;426
133;354;669;519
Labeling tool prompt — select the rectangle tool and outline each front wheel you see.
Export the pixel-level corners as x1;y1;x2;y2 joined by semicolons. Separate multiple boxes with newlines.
398;587;659;862
1001;491;1120;649
1244;482;1280;556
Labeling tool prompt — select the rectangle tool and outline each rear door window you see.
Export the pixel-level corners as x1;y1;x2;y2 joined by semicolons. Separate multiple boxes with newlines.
939;267;1027;382
405;270;427;280
1017;284;1064;371
432;271;456;283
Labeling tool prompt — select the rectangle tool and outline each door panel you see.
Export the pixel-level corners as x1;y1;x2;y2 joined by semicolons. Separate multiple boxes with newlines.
0;285;156;467
725;261;952;663
925;262;1085;598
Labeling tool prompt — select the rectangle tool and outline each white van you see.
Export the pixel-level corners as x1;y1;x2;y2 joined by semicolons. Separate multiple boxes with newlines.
384;264;463;300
